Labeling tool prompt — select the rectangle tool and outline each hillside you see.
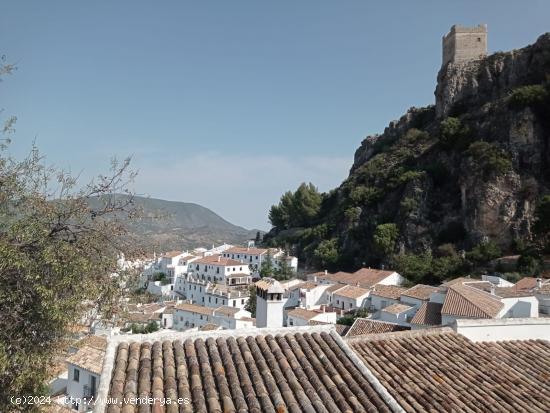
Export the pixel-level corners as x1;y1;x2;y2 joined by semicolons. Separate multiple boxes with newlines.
88;195;259;251
265;33;550;283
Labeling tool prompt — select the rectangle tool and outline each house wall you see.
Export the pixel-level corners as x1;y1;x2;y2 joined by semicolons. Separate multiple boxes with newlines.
146;281;174;297
377;272;405;286
398;296;425;308
370;295;399;312
173;309;211;331
536;293;550;315
66;364;100;411
332;293;369;312
161;313;173;329
378;307;416;326
499;296;538;318
453;318;550;342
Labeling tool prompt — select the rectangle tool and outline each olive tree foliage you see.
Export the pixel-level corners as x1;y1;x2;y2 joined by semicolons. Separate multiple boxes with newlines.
0;60;138;410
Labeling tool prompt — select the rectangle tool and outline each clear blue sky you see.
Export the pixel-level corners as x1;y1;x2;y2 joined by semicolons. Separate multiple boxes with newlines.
2;1;549;230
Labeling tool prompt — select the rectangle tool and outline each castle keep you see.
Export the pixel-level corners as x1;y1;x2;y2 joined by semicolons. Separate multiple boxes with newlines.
442;24;487;66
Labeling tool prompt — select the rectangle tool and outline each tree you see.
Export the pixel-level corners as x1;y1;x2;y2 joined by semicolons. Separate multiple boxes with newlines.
534;195;550;250
259;251;274;277
0;62;137;410
244;285;256;317
268;183;322;229
373;223;399;257
255;231;261;243
313;239;339;269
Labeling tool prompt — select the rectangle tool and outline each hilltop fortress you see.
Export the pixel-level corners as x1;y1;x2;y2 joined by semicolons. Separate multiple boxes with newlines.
442;24;488;66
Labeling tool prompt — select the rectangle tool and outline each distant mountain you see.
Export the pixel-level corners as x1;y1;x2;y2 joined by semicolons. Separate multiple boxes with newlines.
89;195;260;251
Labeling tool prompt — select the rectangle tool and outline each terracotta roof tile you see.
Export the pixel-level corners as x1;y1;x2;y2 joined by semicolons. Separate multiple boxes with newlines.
174;303;215;316
66;345;104;375
225;246;268;255
105;331;394;412
345;318;409;337
381;303;413;314
441;284;504;318
370;284;407;300
349;330;550;412
332;284;370;299
287;308;322;321
319;268;397;288
410;302;443;326
401;284;438;300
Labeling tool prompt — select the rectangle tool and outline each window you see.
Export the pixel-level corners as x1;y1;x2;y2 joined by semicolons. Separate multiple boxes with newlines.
241;299;245;304
233;300;236;307
73;368;80;382
216;268;220;274
215;298;218;304
349;302;352;308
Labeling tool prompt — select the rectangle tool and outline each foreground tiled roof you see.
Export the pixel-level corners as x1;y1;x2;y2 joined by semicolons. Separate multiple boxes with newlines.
345;319;409;337
349;329;550;412
410;302;442;326
104;330;394;413
66;345;105;375
441;284;504;318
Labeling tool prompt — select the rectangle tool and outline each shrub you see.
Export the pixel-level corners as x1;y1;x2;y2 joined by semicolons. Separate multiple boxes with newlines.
466;240;502;265
439;117;472;150
373;223;399;257
508;84;549;109
313;239;339;268
466;141;512;177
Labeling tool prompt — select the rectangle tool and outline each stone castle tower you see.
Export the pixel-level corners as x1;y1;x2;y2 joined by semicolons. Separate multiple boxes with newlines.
442;24;487;66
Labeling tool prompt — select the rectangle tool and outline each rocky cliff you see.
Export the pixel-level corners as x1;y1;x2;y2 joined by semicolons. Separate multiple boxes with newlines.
266;33;550;276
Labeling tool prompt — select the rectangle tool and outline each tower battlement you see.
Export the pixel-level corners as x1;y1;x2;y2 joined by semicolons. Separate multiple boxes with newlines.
442;24;487;66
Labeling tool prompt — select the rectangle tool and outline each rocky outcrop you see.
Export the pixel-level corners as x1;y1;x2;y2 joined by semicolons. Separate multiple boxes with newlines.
435;33;550;117
267;32;550;270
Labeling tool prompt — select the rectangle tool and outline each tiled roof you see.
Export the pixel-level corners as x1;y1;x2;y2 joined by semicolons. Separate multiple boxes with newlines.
326;283;346;293
193;255;243;266
332;284;370;299
213;306;241;317
381;303;413;314
441;284;504;318
345;318;409;337
370;284;406;300
163;250;183;258
104;330;394;412
410;302;442;326
66;345;104;375
349;329;550;412
515;276;538;290
225;246;268;255
441;276;482;287
319;268;397;288
306;320;351;336
199;323;222;331
255;277;285;293
174;303;215;316
287;308;322;321
289;281;319;290
72;335;107;351
401;284;438;300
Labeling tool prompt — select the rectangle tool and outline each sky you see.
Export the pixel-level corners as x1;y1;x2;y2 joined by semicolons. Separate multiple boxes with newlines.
1;1;549;230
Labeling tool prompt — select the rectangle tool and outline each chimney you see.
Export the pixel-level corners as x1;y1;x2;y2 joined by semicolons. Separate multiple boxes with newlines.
537;278;543;289
217;256;221;262
314;275;318;282
490;284;496;295
324;269;328;275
